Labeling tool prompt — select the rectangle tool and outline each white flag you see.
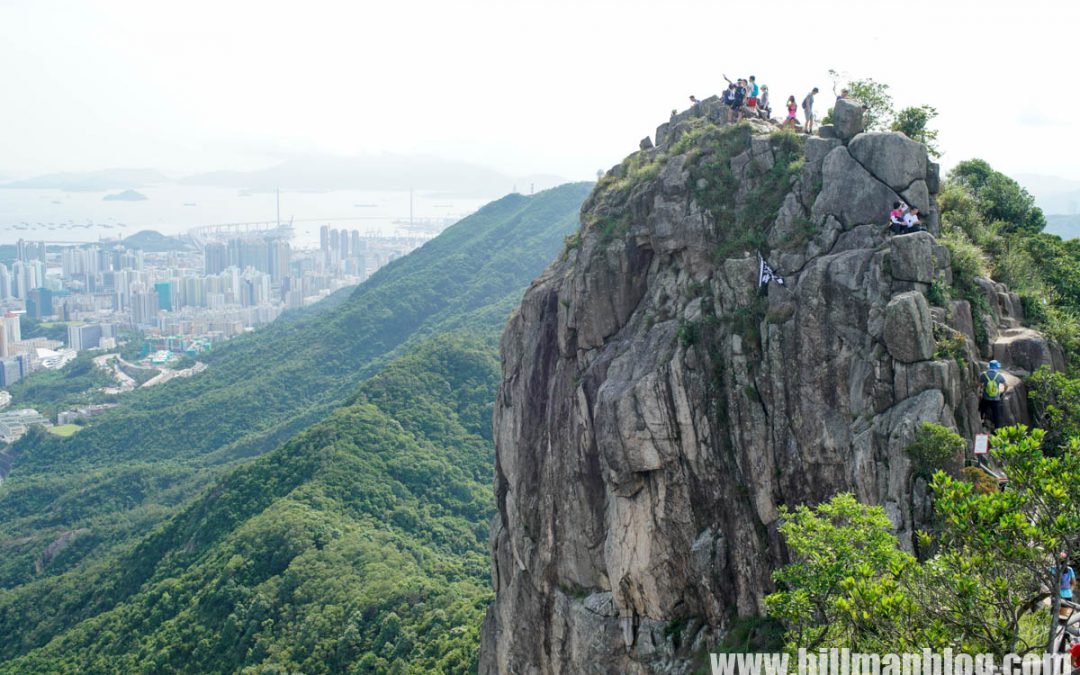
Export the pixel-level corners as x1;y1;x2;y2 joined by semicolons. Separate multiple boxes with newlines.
758;253;785;287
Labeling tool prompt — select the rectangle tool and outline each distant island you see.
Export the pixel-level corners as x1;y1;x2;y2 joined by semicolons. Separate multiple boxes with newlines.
122;229;195;252
103;189;148;202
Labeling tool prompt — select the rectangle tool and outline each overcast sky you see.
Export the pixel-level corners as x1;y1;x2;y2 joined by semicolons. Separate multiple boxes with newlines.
2;0;1078;184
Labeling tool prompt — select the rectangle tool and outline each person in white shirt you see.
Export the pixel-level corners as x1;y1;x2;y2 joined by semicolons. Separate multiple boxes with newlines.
902;206;925;233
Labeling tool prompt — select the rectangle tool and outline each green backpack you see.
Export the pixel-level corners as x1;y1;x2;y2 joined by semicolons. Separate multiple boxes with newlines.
984;372;1001;399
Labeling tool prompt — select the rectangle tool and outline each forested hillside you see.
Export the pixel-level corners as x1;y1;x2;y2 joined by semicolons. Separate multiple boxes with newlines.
0;183;590;671
1;336;498;673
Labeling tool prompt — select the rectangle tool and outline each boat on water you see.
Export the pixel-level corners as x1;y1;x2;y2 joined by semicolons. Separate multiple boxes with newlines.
354;203;378;208
183;202;197;207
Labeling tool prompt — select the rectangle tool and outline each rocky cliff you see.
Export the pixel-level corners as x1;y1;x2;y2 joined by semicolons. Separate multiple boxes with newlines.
480;100;1063;673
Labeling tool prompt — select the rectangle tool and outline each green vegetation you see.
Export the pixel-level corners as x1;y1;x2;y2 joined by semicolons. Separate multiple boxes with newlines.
822;72;940;156
823;71;895;130
6;353;113;415
0;184;589;671
1027;366;1080;451
891;105;940;157
46;424;80;437
580;119;805;259
938;159;1080;369
905;422;965;477
768;426;1080;656
0;335;498;673
20;317;70;343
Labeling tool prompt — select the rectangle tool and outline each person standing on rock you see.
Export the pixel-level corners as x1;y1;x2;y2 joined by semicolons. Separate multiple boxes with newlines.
978;360;1009;430
746;76;760;115
785;96;798;128
722;83;736;109
727;79;747;123
802;87;819;134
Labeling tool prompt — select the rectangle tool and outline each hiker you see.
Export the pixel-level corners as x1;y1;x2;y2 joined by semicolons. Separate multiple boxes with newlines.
802;87;819;133
1063;558;1076;602
721;83;736;108
833;82;850;105
727;79;747;123
888;201;908;234
785;96;798;128
978;360;1009;430
1058;553;1076;617
758;85;771;119
902;206;925;233
746;76;760;115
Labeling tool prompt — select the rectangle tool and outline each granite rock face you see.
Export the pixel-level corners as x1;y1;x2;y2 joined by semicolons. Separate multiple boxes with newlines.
480;116;1059;674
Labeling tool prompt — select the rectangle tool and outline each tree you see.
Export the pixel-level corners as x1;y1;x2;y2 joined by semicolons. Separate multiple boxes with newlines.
769;427;1080;657
949;159;1046;235
892;105;941;158
932;426;1080;653
827;70;895;131
765;494;923;652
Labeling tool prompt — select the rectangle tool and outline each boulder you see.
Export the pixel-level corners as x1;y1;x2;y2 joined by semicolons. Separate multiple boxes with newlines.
818;125;839;139
932;244;952;284
804;136;842;172
947;300;976;346
847;132;929;193
992;327;1064;374
640;136;654;151
812;146;900;228
884;291;935;363
901;180;931;213
832;98;865;142
888;231;935;283
926;162;941;194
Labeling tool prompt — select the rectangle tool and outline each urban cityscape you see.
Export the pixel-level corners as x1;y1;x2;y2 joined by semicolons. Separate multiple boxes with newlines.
0;220;443;444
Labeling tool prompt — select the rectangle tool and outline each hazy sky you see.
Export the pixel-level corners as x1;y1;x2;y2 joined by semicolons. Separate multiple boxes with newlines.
2;0;1078;184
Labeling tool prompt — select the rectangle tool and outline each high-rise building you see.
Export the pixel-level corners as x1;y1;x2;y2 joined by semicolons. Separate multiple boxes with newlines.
4;313;21;343
155;281;174;311
0;264;10;300
204;242;228;275
320;225;330;251
0;358;22;386
269;240;291;283
67;323;111;351
27;288;54;319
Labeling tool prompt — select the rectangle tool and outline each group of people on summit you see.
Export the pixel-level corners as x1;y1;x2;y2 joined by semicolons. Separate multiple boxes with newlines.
688;76;834;135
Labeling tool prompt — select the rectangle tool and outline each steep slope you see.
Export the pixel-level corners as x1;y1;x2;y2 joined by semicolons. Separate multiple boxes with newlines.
481;107;1064;672
0;184;589;648
0;335;498;673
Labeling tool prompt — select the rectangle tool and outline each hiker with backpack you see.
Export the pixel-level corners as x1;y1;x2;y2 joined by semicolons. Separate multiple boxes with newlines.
729;80;747;123
746;76;760;115
978;360;1009;430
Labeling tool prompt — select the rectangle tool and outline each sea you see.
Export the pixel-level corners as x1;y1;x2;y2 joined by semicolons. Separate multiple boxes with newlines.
0;186;495;248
